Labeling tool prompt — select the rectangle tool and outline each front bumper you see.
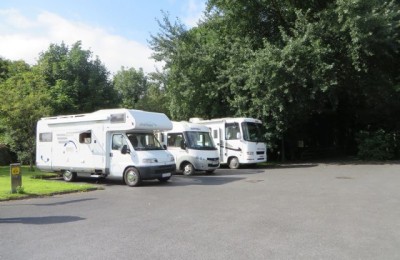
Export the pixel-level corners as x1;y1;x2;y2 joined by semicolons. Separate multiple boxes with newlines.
137;164;176;180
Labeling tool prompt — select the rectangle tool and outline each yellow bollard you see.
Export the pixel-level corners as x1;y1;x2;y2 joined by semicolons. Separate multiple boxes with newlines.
10;163;22;193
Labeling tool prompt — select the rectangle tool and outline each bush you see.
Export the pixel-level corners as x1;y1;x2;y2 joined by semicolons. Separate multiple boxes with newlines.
0;145;13;166
356;129;399;160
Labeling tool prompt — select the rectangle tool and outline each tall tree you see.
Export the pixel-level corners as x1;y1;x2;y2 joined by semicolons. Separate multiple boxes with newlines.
0;58;30;83
36;41;117;115
113;67;147;108
149;13;233;120
151;0;400;159
0;70;53;168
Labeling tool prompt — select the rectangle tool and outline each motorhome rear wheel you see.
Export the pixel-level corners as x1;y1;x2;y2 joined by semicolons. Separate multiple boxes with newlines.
228;157;240;169
63;170;76;182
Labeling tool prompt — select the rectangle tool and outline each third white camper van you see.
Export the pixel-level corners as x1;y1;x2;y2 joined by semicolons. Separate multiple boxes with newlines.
190;117;267;169
158;121;219;175
36;109;176;186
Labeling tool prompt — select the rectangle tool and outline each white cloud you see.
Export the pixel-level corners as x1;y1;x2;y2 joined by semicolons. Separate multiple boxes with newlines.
182;0;206;27
0;9;160;74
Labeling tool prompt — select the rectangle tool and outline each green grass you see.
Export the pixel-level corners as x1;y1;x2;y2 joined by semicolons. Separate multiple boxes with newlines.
0;166;98;201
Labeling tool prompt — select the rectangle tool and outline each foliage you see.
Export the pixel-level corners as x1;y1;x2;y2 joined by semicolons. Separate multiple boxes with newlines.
16;185;25;194
356;129;399;160
151;0;400;159
113;67;148;108
36;41;117;114
135;72;170;115
0;58;30;83
0;69;53;167
0;144;14;165
149;13;234;120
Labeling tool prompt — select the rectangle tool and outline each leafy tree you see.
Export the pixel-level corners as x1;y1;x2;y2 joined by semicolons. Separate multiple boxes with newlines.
0;58;30;83
36;41;117;115
136;71;170;115
149;13;234;120
0;70;53;169
152;0;400;160
113;67;147;108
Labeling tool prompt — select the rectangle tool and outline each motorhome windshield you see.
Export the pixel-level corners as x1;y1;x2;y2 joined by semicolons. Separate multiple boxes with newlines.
127;133;164;151
184;131;216;150
241;122;264;142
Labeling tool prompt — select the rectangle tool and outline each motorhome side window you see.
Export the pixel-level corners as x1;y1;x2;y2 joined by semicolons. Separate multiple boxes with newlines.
167;133;184;147
79;131;92;144
39;132;52;142
213;129;218;139
225;123;240;140
112;134;126;150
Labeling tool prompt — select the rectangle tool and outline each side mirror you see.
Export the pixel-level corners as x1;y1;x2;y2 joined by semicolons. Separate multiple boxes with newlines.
180;140;186;150
163;144;167;150
121;145;130;154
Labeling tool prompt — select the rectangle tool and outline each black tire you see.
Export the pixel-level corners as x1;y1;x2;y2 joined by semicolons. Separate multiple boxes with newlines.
228;157;240;169
205;170;215;174
63;170;76;182
124;167;141;187
182;162;195;176
158;177;171;183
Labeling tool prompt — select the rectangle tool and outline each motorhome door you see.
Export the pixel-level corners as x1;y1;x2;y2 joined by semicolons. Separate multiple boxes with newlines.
211;127;224;162
109;134;132;177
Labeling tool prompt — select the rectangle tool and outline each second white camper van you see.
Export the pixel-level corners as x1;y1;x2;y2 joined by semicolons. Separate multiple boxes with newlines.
36;109;176;186
158;121;219;175
190;117;267;169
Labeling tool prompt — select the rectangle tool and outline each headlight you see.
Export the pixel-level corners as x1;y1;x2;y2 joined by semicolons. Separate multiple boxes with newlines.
247;152;254;155
196;156;206;161
143;158;158;163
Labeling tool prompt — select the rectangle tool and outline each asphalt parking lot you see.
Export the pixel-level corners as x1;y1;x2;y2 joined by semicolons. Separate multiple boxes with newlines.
1;163;400;260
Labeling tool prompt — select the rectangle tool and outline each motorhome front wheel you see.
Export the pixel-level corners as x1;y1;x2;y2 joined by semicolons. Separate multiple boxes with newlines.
124;167;141;187
182;162;195;176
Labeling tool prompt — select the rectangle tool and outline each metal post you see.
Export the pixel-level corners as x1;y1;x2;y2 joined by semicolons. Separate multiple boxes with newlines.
10;163;22;193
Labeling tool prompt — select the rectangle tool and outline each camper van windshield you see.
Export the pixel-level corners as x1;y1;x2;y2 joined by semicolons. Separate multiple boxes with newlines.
241;122;264;143
127;133;164;151
184;131;216;150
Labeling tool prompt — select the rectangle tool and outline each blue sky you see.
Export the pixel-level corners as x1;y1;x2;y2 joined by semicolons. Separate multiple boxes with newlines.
0;0;206;73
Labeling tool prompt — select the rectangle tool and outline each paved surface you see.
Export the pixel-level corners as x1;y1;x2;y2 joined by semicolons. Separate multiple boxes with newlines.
1;163;400;260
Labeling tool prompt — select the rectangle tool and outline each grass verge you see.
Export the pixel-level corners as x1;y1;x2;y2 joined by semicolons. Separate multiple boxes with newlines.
0;166;98;201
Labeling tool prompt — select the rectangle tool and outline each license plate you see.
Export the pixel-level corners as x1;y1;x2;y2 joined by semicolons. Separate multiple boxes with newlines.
162;173;171;177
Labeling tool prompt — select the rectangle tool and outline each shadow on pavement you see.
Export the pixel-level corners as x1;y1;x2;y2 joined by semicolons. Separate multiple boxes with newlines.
31;198;97;206
0;215;85;225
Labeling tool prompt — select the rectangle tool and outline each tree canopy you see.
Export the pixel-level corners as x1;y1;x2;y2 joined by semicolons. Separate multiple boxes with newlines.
0;65;53;167
36;41;117;114
150;0;400;159
1;0;400;163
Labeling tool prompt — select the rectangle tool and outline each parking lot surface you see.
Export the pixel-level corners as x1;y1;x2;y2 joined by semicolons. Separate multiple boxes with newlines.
1;163;400;259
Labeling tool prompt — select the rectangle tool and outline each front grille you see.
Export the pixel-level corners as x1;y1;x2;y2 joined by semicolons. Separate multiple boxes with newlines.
155;165;175;174
208;163;220;167
207;157;219;167
256;151;265;155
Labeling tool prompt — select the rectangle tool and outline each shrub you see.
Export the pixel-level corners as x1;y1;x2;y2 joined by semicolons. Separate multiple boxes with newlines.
356;129;399;160
0;145;13;166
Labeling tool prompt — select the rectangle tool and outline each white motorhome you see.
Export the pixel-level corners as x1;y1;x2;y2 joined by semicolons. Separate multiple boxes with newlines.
36;109;176;186
158;121;219;175
190;117;267;169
